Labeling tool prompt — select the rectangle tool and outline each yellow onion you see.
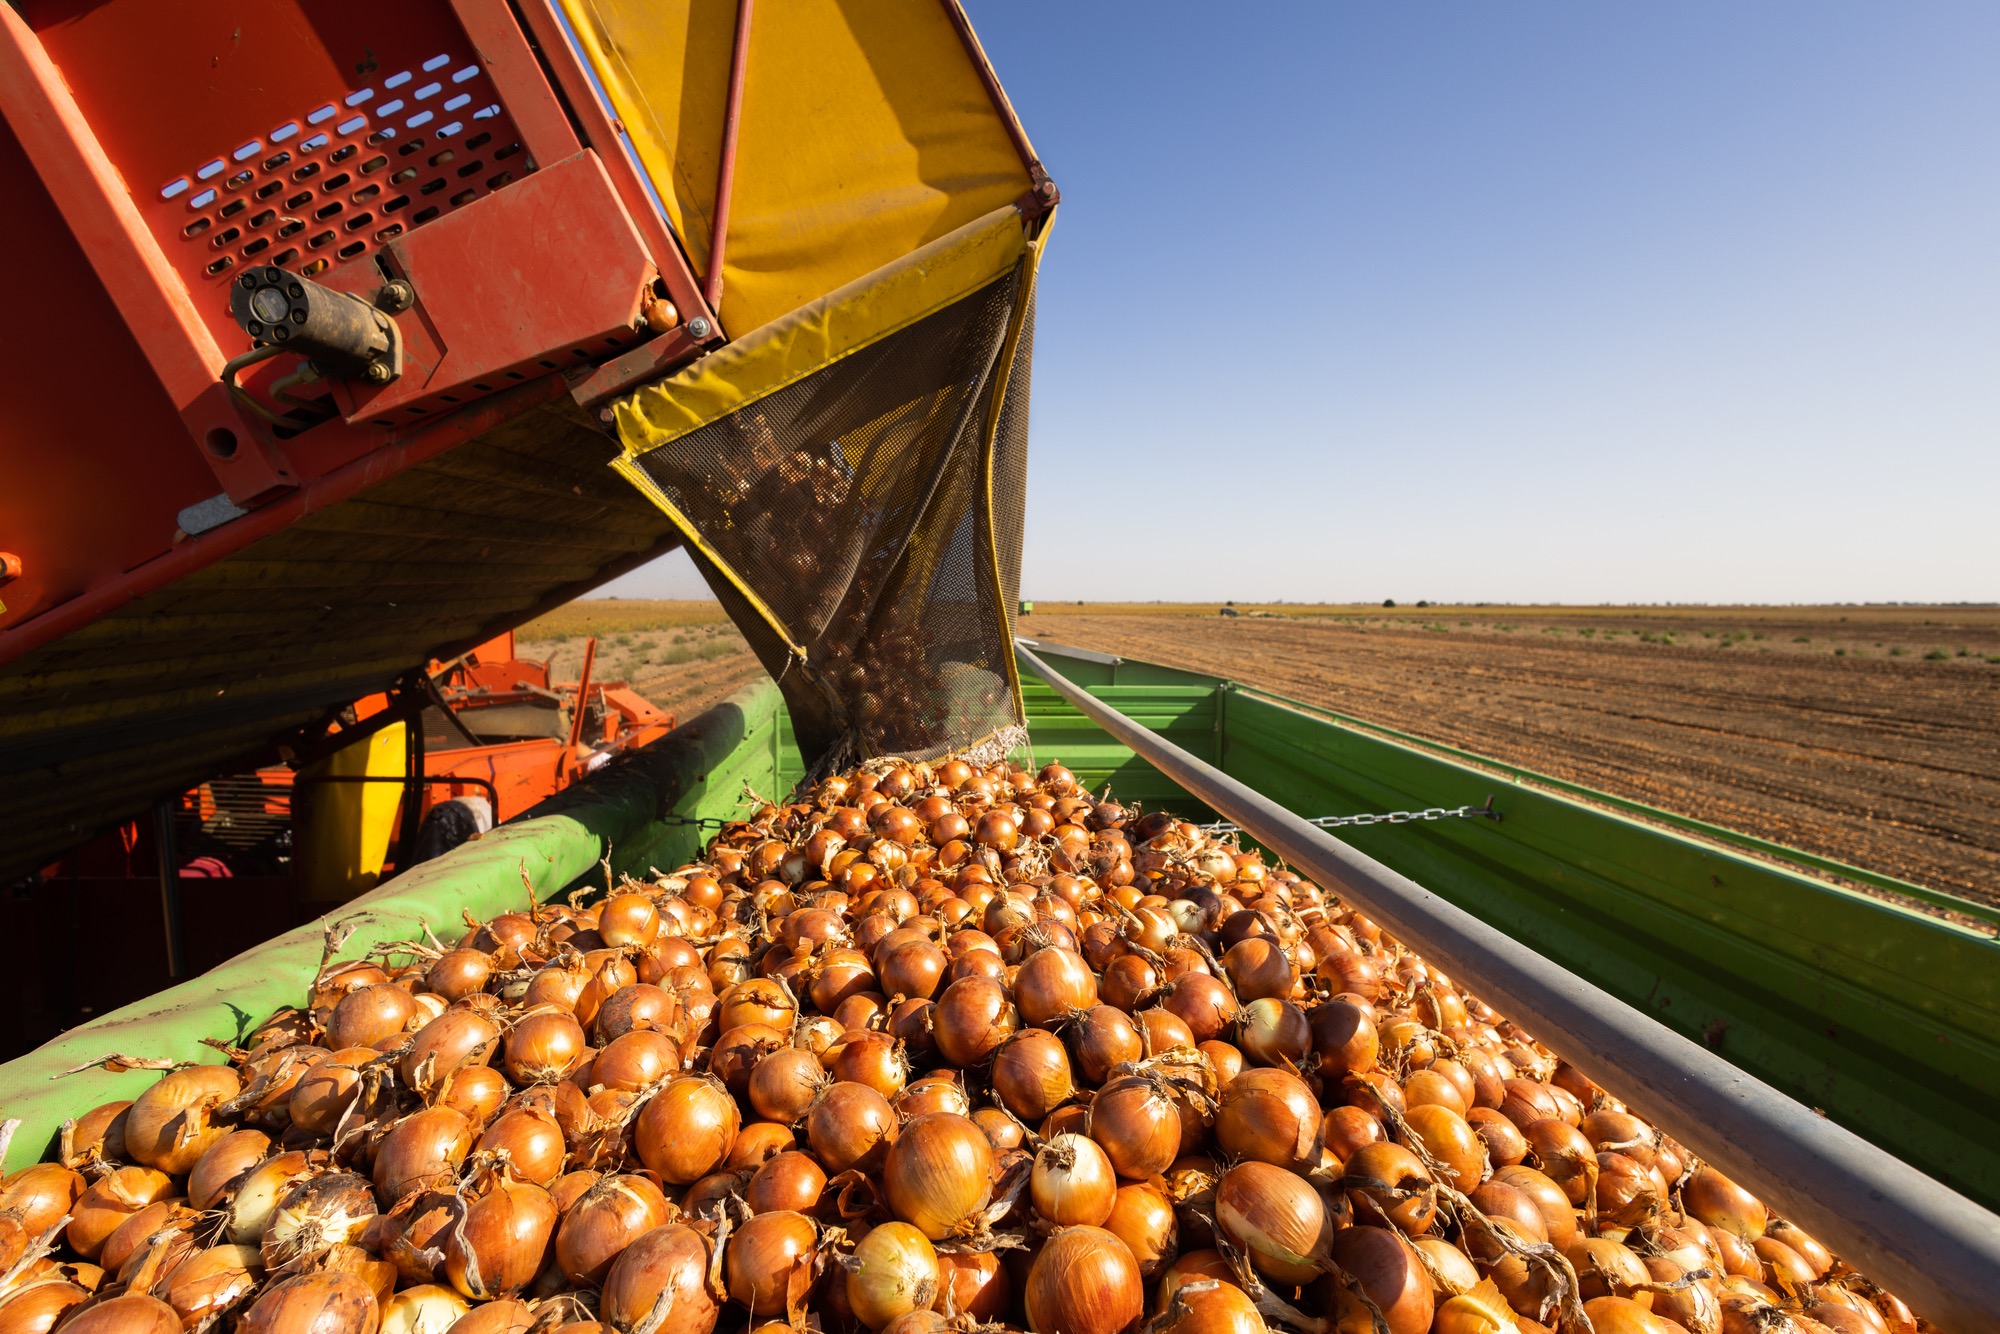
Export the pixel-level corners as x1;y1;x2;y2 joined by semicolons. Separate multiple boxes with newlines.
225;1152;315;1247
1317;1225;1433;1334
1070;1007;1144;1084
1149;1280;1263;1334
445;1297;535;1334
1343;1142;1438;1234
846;1222;939;1329
373;1110;474;1207
931;977;1020;1068
746;1152;826;1216
66;1167;175;1261
475;1108;567;1186
442;1172;557;1300
1431;1278;1518;1334
808;1083;899;1176
1024;1226;1144;1334
1684;1167;1767;1241
1403;1105;1486;1193
1215;1162;1331;1286
883;1114;993;1241
51;1295;181;1334
289;1051;374;1138
0;1164;83;1237
725;1210;819;1315
1215;1068;1320;1174
593;1031;682;1094
503;1011;587;1086
327;984;420;1049
1104;1182;1178;1279
0;1280;90;1334
634;1077;740;1183
991;1029;1074;1121
101;1199;192;1277
555;1175;671;1285
935;1248;1011;1322
600;1224;717;1334
425;951;492;1002
401;1009;501;1092
1582;1296;1680;1334
379;1284;470;1334
1014;948;1098;1027
124;1067;241;1175
262;1172;378;1271
163;1245;263;1327
1031;1134;1117;1227
238;1271;380;1334
1088;1075;1183;1181
187;1129;272;1211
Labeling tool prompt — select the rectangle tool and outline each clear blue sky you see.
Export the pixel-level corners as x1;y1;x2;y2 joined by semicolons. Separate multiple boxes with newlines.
599;3;2000;604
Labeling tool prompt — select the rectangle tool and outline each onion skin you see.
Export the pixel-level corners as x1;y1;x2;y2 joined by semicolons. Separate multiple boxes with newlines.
239;1272;382;1334
1088;1076;1182;1181
446;1299;535;1334
725;1211;818;1316
1103;1183;1178;1279
1582;1296;1680;1334
124;1066;241;1175
442;1174;557;1300
373;1110;475;1208
931;977;1020;1068
1214;1069;1321;1174
883;1114;994;1241
1150;1280;1263;1334
845;1221;939;1329
1321;1226;1432;1334
0;1163;84;1237
935;1248;1012;1322
50;1295;183;1334
1031;1134;1118;1228
746;1152;827;1216
1024;1226;1144;1334
0;1280;90;1334
992;1030;1075;1122
1215;1162;1331;1286
162;1244;263;1328
808;1083;899;1176
634;1078;741;1184
67;1167;175;1260
1684;1167;1767;1241
599;1225;718;1334
379;1284;470;1334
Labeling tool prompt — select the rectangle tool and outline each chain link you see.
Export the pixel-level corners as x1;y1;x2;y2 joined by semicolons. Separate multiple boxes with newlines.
1200;797;1499;838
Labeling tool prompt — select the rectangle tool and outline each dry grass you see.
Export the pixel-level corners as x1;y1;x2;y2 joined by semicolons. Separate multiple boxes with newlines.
517;600;768;727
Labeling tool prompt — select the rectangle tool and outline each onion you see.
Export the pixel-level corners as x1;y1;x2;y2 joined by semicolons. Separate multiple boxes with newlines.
63;1100;132;1166
1215;1068;1320;1173
635;1077;740;1183
883;1114;994;1241
402;1009;501;1092
1070;1006;1144;1085
1220;937;1292;1002
1135;1008;1196;1056
0;1281;91;1334
0;1163;84;1236
373;1109;475;1207
846;1221;939;1329
1582;1296;1680;1334
1307;1000;1379;1074
50;1295;181;1334
100;1198;190;1277
1103;1182;1178;1278
827;1030;909;1099
288;1049;372;1137
725;1210;818;1315
746;1152;827;1216
503;1011;587;1085
991;1029;1075;1121
1321;1226;1434;1334
1522;1118;1595;1207
475;1108;567;1185
1467;1108;1528;1168
593;1030;682;1093
1150;1279;1262;1334
1031;1134;1117;1227
749;1048;831;1124
1684;1166;1767;1241
1403;1105;1486;1192
807;1082;898;1175
1158;976;1237;1044
712;1025;791;1096
425;951;492;1002
1157;1250;1238;1305
720;979;797;1033
442;1172;557;1300
1595;1151;1665;1226
931;977;1020;1068
877;940;948;1002
1344;1142;1437;1234
897;1073;971;1121
449;1299;536;1334
263;1171;378;1270
935;1248;1011;1321
1089;1076;1185;1181
600;893;662;948
1491;1166;1578;1254
596;984;683;1045
1024;1226;1144;1334
436;1066;509;1128
1015;948;1098;1027
328;984;420;1048
1215;1161;1332;1285
124;1066;240;1175
379;1284;470;1334
67;1166;175;1260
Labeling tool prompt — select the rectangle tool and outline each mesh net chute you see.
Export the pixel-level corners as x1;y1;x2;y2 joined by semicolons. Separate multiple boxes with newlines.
609;219;1042;772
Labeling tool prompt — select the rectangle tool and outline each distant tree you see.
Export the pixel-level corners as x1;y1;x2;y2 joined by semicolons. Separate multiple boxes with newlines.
1226;599;1235;606
1416;600;1430;608
1382;598;1397;608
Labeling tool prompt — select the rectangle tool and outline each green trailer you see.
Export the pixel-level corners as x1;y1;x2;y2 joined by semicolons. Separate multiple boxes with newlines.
3;643;1997;1325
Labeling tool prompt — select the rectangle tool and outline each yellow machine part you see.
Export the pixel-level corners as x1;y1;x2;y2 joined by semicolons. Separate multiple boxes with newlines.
558;0;1034;337
296;723;406;903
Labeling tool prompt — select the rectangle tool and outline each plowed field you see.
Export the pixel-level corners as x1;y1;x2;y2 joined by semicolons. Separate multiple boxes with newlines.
522;600;2000;908
1023;605;2000;907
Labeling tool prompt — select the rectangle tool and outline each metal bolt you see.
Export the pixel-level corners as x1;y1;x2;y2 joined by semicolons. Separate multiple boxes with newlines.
598;407;616;425
687;316;712;339
376;279;416;313
364;361;392;384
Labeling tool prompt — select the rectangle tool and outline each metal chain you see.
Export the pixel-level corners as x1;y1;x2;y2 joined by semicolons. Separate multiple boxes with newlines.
1201;796;1499;838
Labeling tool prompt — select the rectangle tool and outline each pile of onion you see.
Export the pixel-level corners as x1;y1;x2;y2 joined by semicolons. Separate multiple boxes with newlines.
0;754;1917;1334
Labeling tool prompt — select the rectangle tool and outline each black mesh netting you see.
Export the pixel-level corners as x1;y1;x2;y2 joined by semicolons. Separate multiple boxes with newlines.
630;265;1035;770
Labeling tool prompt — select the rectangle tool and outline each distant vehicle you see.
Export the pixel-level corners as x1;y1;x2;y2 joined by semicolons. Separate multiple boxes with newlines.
1219;607;1239;617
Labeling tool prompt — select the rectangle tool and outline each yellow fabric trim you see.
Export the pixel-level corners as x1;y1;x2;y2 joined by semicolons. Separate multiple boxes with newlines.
558;0;1032;336
979;220;1048;720
611;204;1026;457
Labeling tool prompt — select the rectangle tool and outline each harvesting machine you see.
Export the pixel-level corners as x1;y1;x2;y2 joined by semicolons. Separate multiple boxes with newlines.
2;2;1999;1328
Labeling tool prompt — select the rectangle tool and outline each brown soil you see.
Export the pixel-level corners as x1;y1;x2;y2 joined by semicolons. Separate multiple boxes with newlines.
1021;606;2000;906
520;611;769;730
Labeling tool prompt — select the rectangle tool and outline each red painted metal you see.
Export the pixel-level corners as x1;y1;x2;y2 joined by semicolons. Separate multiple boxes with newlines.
0;5;292;501
938;0;1058;215
704;0;755;312
0;373;567;669
564;634;600;757
312;150;653;422
446;0;582;166
511;0;718;341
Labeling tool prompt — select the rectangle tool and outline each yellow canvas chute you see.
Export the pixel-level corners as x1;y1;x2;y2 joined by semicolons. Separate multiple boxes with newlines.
559;0;1039;336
